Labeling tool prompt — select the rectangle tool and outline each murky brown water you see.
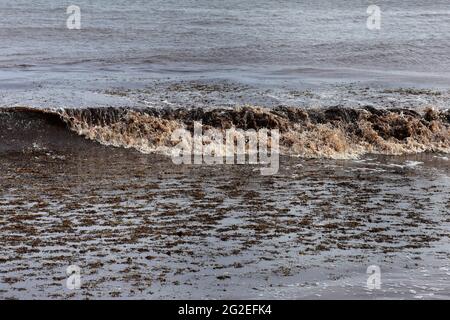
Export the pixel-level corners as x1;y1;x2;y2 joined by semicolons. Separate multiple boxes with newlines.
0;146;449;299
1;0;450;301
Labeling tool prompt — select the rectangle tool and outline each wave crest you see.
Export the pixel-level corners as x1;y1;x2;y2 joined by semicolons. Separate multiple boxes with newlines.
1;106;449;159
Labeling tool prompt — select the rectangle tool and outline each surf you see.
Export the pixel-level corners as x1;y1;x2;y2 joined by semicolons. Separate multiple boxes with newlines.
0;105;449;159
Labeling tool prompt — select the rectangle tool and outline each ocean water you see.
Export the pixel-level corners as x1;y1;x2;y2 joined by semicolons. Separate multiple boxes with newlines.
0;0;450;108
1;144;449;299
0;1;449;300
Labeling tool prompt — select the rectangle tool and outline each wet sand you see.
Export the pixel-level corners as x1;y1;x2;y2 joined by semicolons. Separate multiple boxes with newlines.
0;146;449;299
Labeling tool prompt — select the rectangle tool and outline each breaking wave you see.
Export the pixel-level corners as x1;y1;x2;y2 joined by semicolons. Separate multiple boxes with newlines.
1;105;449;159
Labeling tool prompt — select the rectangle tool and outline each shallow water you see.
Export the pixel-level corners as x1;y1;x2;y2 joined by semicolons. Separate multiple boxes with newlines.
0;146;449;299
0;0;449;300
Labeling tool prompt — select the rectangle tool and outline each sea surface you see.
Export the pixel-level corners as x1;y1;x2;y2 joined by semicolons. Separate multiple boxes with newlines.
0;0;449;299
0;0;450;108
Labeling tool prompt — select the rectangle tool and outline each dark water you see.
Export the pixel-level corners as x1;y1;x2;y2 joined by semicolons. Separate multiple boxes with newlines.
0;143;449;299
0;103;449;300
0;1;449;299
1;0;450;108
